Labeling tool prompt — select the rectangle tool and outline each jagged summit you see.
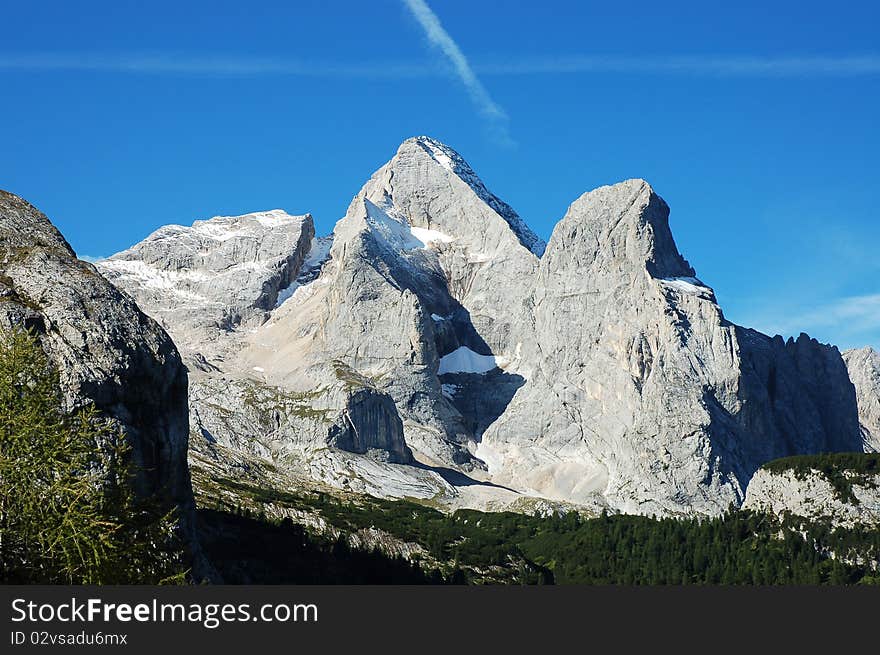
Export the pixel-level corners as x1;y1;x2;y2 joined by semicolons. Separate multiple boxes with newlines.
479;178;862;515
134;208;309;250
200;208;308;227
0;189;74;254
394;136;546;256
228;136;548;472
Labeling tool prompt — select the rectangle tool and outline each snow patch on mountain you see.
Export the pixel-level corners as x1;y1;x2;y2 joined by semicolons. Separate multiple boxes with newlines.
438;346;502;375
171;209;304;243
363;199;426;251
441;383;460;398
410;226;454;248
418;137;456;172
249;209;303;227
98;208;314;359
362;197;456;253
98;259;211;301
275;235;333;308
659;276;713;296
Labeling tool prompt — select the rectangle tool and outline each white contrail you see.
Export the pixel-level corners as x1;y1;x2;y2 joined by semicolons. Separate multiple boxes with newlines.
475;54;880;76
0;53;430;78
400;0;513;145
2;53;879;78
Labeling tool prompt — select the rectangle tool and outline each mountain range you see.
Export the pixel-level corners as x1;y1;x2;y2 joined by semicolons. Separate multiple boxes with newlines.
84;136;878;519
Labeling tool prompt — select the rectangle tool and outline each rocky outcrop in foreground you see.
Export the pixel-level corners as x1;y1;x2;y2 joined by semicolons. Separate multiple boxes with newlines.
0;189;197;552
743;457;880;528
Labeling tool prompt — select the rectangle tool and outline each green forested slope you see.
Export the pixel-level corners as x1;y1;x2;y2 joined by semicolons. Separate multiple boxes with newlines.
201;477;880;585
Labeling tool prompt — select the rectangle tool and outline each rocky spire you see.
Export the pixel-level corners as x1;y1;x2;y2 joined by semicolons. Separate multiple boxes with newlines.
404;136;546;256
548;179;696;279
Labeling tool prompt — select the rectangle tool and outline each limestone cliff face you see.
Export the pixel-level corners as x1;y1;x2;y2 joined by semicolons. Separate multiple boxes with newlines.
0;189;194;527
479;179;862;516
189;372;412;466
843;347;880;452
744;466;880;528
328;387;411;464
353;136;543;356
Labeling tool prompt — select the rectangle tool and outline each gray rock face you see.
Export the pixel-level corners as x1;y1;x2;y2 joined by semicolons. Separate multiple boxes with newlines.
98;209;315;360
411;136;546;257
328;387;411;464
189;365;412;466
479;179;862;516
0;189;193;523
843;347;880;452
744;466;880;528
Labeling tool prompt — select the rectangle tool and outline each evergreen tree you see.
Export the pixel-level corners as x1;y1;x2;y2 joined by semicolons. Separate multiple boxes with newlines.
0;327;184;583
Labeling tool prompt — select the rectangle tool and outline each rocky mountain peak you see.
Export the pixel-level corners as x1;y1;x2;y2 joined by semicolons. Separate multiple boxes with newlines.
845;346;880;368
0;190;74;255
108;208;312;272
551;178;696;280
480;177;862;515
367;135;546;256
91;138;869;520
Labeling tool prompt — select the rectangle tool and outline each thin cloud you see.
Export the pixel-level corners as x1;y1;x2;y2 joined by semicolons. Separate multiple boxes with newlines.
77;255;105;264
752;293;880;350
788;294;880;333
400;0;513;146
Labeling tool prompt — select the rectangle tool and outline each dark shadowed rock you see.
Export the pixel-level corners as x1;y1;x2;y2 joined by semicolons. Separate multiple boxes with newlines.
0;189;201;568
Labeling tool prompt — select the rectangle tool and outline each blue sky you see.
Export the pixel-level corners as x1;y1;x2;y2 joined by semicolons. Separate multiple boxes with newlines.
1;0;878;349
